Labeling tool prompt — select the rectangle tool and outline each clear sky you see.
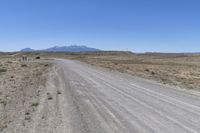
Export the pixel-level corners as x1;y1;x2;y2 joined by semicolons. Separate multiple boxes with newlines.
0;0;200;52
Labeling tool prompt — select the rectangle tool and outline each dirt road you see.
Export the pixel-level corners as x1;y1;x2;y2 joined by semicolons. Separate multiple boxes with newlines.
54;59;200;133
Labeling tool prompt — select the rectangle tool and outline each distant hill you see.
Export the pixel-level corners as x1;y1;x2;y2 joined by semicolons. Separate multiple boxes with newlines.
20;45;101;52
21;48;35;52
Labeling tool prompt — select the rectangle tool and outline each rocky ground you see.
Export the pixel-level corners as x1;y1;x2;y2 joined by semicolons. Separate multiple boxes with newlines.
0;53;200;133
69;53;200;90
18;52;200;90
0;58;62;132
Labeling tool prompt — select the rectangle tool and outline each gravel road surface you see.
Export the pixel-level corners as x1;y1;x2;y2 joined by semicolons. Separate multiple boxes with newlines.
55;59;200;133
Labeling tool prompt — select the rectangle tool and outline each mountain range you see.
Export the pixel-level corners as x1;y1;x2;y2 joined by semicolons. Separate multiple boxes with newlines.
21;45;101;52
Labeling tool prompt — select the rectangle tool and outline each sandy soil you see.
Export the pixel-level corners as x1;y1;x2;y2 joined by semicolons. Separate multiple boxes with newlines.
0;53;200;133
67;52;200;90
0;58;61;132
13;51;200;90
52;59;200;133
5;51;200;90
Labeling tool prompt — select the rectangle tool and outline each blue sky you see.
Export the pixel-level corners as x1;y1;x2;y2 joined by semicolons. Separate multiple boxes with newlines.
0;0;200;52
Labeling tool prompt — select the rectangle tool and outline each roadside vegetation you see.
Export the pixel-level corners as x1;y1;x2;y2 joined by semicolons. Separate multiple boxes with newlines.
72;52;200;90
0;57;51;132
6;51;200;90
0;51;199;132
17;51;200;90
